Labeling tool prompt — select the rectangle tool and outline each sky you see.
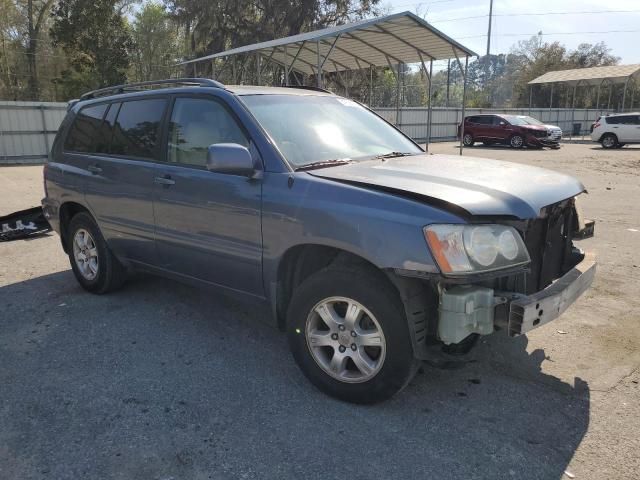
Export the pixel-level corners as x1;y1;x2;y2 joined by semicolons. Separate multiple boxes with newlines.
384;0;640;67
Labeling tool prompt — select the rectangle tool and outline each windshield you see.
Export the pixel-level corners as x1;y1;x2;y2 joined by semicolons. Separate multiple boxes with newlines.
505;115;543;126
521;116;544;125
240;94;422;168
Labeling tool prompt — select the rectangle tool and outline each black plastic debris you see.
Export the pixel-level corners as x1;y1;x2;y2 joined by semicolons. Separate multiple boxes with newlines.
0;206;52;241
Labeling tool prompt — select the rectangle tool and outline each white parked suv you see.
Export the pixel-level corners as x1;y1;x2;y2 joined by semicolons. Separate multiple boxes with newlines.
591;113;640;148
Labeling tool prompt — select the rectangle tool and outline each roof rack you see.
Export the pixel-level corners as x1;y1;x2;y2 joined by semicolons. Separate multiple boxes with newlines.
282;85;333;94
79;78;225;101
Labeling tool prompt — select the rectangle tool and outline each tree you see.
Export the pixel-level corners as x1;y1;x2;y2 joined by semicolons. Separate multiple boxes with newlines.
50;0;133;98
22;0;56;99
130;2;179;82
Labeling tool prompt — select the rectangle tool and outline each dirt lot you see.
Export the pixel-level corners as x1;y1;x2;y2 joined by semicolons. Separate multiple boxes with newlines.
1;142;639;480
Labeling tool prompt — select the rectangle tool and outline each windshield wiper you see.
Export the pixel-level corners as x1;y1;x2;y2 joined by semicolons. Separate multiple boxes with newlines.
373;151;415;160
295;159;353;171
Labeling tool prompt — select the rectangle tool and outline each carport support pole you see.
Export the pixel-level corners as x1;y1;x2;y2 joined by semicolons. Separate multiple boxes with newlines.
284;44;289;86
459;56;468;156
528;85;532;113
549;83;554;110
369;65;373;106
316;40;323;88
607;83;612;111
622;77;629;112
427;59;434;151
596;82;602;112
571;82;578;139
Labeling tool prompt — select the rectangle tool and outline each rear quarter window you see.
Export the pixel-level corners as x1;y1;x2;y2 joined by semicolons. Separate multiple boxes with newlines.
64;104;108;153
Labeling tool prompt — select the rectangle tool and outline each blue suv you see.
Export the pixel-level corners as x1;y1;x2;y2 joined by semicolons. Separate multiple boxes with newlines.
43;79;595;403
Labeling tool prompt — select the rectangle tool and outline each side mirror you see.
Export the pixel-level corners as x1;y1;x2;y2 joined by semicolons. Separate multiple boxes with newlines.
206;143;256;177
499;121;506;126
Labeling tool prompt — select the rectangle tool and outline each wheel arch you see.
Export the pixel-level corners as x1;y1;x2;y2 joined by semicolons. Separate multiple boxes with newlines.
274;243;434;358
58;202;93;253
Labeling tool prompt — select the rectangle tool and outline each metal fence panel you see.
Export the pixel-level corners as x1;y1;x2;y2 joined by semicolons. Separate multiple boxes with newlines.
0;101;67;164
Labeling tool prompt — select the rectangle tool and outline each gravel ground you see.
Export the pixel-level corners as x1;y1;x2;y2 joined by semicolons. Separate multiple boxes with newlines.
1;142;639;480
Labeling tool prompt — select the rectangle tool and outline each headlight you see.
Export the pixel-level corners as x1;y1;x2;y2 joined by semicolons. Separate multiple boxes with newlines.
424;224;530;275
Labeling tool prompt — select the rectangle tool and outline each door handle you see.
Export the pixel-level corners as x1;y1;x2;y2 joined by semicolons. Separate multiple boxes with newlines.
87;164;102;175
154;175;175;186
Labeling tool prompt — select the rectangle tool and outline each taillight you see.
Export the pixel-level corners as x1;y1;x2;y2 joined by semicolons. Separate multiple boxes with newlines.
593;122;601;129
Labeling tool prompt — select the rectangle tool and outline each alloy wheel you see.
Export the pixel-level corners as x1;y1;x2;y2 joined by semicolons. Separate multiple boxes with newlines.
72;228;99;281
305;296;386;383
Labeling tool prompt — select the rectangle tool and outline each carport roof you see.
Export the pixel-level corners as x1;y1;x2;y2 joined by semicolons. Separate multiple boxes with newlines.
177;11;477;75
528;64;640;86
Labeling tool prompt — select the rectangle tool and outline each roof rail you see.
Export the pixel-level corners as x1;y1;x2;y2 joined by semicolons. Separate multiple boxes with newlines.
79;78;225;101
283;85;333;94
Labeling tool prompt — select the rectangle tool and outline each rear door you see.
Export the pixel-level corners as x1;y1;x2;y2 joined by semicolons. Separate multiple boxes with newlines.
82;97;168;264
152;95;264;296
616;115;640;142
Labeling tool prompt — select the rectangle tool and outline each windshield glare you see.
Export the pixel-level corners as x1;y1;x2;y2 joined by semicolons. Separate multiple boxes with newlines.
240;94;422;167
506;115;543;126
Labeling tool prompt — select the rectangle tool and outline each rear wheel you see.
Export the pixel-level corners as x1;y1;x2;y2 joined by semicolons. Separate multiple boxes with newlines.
510;134;524;149
601;133;617;149
287;265;418;404
462;133;474;147
67;212;127;294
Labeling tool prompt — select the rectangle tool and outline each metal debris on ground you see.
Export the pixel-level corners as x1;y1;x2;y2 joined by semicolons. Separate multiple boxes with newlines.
0;207;51;241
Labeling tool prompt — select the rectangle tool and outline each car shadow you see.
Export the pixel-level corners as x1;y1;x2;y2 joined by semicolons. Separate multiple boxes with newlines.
0;270;589;480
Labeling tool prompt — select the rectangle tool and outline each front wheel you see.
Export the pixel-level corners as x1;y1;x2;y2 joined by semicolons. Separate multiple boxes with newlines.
510;134;524;148
287;265;418;404
462;133;474;147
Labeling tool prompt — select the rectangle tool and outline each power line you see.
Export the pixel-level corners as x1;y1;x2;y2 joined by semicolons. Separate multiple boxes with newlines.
457;29;640;40
426;9;640;24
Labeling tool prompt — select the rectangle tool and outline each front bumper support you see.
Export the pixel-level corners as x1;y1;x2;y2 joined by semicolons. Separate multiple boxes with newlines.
502;252;596;336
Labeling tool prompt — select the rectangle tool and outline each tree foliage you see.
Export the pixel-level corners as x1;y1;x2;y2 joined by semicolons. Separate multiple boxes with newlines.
50;0;133;98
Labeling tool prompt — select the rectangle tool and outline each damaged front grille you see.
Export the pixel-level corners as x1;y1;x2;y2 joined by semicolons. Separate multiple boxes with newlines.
520;199;583;294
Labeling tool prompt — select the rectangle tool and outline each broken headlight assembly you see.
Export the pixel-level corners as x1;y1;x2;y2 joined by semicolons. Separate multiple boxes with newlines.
423;224;530;276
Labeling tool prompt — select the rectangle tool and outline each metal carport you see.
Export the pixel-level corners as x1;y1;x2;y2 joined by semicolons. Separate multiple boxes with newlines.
528;64;640;113
177;11;477;153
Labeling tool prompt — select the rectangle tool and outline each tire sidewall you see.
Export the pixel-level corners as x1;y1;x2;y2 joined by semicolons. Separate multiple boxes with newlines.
67;213;118;293
463;133;474;146
287;267;417;404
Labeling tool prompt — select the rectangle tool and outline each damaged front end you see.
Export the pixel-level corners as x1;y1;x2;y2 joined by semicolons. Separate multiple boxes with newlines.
427;197;596;346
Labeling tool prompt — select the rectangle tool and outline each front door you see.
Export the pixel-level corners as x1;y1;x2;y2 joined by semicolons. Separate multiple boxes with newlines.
152;96;264;296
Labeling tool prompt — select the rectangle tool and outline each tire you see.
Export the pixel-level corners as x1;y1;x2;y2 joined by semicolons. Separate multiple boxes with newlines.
510;134;524;149
462;133;474;147
67;212;127;294
601;133;617;149
287;265;419;404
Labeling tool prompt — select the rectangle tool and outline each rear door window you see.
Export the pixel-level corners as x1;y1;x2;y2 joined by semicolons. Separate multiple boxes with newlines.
64;104;108;153
110;98;167;159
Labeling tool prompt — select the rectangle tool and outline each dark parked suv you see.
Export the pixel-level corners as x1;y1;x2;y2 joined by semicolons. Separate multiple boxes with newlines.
460;114;562;149
43;79;595;403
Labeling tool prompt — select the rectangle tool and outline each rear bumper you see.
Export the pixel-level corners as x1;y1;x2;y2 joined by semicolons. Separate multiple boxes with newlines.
502;252;596;336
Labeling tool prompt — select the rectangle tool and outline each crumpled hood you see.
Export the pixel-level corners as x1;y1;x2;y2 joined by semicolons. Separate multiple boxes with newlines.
309;154;585;219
